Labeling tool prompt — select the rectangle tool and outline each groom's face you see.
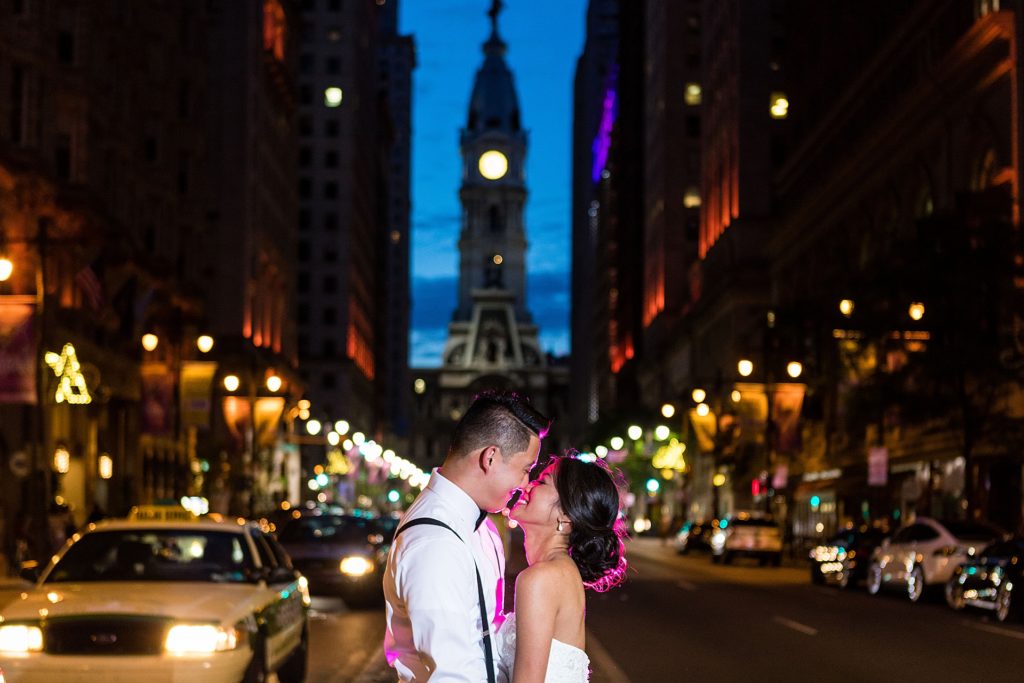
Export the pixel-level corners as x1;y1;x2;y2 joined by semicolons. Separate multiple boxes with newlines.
486;434;541;511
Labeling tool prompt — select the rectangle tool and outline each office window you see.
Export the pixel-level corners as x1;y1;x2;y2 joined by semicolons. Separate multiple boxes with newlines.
326;57;340;74
299;116;312;136
322;339;336;357
299;209;311;230
299;53;313;74
57;30;75;65
327;26;342;42
298;240;311;262
298;272;310;293
299;146;312;167
300;84;313;105
324;150;338;168
323;212;338;230
323;307;336;324
299;177;312;199
325;119;339;137
323;275;337;293
298;334;309;355
323;181;338;199
297;304;309;325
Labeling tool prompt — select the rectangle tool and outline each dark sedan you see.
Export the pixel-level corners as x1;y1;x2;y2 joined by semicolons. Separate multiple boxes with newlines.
946;538;1024;622
674;520;713;554
809;526;888;588
276;512;389;607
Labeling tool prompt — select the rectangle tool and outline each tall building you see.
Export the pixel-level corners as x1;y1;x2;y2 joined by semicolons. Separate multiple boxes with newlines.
569;0;618;441
376;0;416;442
295;0;382;434
410;4;569;466
201;0;303;515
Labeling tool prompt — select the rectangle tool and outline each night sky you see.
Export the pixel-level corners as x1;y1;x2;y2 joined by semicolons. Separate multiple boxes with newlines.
401;0;587;367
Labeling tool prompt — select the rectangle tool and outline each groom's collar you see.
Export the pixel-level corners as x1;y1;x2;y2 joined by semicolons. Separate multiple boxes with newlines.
427;468;489;535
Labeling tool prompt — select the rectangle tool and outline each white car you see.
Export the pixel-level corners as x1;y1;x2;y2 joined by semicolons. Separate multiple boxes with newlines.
0;506;310;683
866;517;1005;602
710;512;783;566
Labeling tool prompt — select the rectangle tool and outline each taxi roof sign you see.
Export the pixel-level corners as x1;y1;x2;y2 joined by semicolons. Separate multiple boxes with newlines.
128;505;197;522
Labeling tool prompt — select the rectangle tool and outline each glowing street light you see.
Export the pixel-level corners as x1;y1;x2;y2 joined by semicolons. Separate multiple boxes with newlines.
731;390;742;403
661;403;676;418
595;445;608;458
654;425;671;441
352;431;365;446
326;431;340;446
738;359;754;377
306;419;322;436
609;436;624;450
712;473;727;487
223;375;240;392
787;361;803;379
141;333;159;352
266;375;282;392
839;299;854;317
908;302;925;321
413;378;426;394
197;335;214;354
334;420;349;435
696;403;711;417
627;425;643;441
0;257;12;282
691;388;706;404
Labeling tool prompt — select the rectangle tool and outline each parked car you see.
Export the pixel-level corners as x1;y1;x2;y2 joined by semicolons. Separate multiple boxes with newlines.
675;520;713;554
809;526;888;588
946;538;1024;622
711;512;782;566
0;505;309;683
276;511;389;607
867;517;1006;602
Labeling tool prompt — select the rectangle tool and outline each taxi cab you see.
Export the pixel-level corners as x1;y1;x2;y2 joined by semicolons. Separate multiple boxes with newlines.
0;505;310;683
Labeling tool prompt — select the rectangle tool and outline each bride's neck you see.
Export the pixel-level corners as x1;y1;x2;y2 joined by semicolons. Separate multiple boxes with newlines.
523;528;568;565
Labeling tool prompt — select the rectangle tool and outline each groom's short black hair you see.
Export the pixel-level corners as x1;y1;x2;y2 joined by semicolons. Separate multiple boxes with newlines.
449;391;550;461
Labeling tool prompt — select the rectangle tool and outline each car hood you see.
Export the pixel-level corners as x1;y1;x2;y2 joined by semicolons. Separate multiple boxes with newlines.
0;582;261;623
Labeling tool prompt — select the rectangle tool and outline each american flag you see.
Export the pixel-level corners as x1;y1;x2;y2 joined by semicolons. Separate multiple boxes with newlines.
75;265;104;311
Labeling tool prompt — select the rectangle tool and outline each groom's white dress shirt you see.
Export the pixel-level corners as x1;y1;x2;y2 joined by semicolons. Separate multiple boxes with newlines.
384;468;506;682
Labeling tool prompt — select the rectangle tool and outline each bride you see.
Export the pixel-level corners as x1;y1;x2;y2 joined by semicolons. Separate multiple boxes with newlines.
497;455;628;683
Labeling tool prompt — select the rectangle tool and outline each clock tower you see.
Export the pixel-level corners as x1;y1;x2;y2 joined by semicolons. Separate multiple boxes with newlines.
442;1;544;369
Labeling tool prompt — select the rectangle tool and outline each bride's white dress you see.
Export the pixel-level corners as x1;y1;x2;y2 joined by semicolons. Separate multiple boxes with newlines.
496;611;590;683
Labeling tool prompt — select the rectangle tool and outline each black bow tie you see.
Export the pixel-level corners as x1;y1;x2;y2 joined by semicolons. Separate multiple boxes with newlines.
475;509;488;531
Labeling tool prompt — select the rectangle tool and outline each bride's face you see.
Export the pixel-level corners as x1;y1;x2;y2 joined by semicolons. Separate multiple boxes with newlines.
509;462;562;527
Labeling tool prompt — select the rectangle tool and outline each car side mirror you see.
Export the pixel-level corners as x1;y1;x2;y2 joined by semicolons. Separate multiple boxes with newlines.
19;562;40;583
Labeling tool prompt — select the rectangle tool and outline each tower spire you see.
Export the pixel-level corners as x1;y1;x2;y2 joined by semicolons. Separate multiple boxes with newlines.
487;0;504;36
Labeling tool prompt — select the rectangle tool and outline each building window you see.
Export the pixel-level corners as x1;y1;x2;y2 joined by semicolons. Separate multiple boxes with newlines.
683;187;701;208
323;212;338;230
10;65;25;145
55;133;72;180
323;275;337;293
299;177;312;199
324;150;338;168
323;181;338;198
177;151;189;195
321;373;336;389
327;26;342;42
770;92;789;119
298;334;308;355
297;304;309;324
324;87;343;107
325;119;339;137
489;205;503;232
684;83;702;106
298;272;310;293
178;81;190;119
326;57;341;75
299;209;311;230
686;116;700;138
299;53;313;73
298;240;310;262
299;146;312;167
300;85;313;105
323;339;336;357
323;247;338;262
143;135;158;162
57;30;75;65
329;0;342;10
299;116;312;136
323;307;336;324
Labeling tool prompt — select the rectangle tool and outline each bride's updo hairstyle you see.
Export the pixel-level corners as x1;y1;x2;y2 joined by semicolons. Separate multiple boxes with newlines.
552;455;627;592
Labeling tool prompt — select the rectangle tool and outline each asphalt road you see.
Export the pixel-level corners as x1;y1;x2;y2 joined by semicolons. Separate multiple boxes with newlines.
585;538;1024;682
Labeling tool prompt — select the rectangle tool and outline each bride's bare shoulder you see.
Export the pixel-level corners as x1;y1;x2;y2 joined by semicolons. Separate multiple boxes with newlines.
516;557;580;596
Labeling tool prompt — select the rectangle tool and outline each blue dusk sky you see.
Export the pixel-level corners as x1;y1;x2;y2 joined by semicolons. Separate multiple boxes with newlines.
400;0;587;367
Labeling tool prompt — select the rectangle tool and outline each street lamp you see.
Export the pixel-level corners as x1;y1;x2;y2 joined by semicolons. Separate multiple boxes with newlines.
691;388;707;403
627;425;643;441
334;420;349;434
908;302;925;321
731;390;742;403
306;419;322;436
0;257;12;282
661;403;676;418
223;374;240;392
141;333;159;352
609;436;624;450
786;361;803;379
839;299;854;317
696;402;710;417
265;374;282;392
196;335;214;354
654;425;671;441
738;359;754;377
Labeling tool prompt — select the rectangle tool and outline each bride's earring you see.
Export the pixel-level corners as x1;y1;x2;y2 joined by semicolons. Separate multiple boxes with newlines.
557;520;564;532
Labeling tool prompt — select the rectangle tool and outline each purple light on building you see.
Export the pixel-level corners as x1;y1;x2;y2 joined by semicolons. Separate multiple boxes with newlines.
591;69;618;184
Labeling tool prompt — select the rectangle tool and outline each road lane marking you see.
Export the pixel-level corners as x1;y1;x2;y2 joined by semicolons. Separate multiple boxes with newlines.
773;616;818;636
677;579;697;591
964;620;1024;641
587;629;632;683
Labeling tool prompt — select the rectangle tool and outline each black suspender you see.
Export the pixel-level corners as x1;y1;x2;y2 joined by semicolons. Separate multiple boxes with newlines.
395;518;497;683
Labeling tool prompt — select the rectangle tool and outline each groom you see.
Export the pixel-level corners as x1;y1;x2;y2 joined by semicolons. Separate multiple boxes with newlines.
383;391;549;682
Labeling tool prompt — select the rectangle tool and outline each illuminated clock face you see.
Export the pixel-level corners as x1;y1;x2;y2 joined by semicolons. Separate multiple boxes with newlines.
478;150;509;180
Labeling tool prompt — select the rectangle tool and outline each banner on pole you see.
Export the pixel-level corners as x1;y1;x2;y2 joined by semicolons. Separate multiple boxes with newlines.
0;297;37;404
868;446;888;487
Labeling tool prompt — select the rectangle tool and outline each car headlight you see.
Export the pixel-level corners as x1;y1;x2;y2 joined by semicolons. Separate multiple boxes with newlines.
340;556;374;577
0;624;43;653
164;624;238;654
297;575;312;606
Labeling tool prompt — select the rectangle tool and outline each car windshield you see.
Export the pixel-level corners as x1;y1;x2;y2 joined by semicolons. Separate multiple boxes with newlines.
277;515;378;545
45;529;256;584
942;521;1004;541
